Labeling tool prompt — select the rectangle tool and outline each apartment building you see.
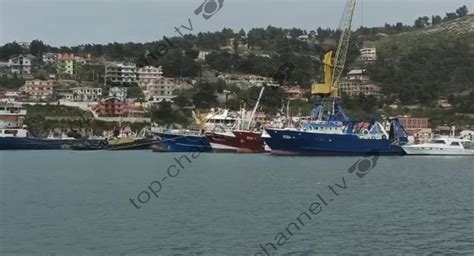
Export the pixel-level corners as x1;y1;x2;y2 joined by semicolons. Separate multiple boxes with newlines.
145;78;177;102
109;86;127;101
137;66;163;87
398;117;430;136
93;97;127;117
359;48;377;61
20;80;56;100
339;69;381;98
58;53;75;75
8;54;34;74
105;62;137;84
63;87;103;102
42;53;58;64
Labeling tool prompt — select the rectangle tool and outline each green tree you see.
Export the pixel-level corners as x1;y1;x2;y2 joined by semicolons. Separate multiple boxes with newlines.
431;15;442;25
0;42;24;60
414;16;430;28
456;5;469;17
29;40;49;57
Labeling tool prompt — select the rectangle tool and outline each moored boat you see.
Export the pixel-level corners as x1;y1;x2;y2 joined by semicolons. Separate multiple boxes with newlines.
402;138;474;156
206;130;265;153
263;117;408;156
203;87;267;153
152;129;212;152
0;126;104;150
106;127;160;150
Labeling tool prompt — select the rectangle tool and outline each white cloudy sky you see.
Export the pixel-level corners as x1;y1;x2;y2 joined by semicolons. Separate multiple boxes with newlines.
0;0;473;46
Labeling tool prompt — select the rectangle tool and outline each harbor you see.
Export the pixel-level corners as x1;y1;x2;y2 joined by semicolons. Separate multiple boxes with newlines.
1;101;473;155
1;0;474;255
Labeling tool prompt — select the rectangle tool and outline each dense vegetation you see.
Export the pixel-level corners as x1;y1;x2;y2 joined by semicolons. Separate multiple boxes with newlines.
24;105;148;137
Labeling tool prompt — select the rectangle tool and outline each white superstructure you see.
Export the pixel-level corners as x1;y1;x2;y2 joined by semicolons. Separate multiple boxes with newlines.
403;137;474;156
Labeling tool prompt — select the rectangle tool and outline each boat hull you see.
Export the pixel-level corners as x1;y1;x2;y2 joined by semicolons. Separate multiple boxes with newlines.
152;132;212;152
205;131;265;153
402;146;474;156
107;138;161;150
263;129;405;156
0;137;103;150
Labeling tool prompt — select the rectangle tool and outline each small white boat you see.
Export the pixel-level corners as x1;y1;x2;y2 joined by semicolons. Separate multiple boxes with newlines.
402;137;474;156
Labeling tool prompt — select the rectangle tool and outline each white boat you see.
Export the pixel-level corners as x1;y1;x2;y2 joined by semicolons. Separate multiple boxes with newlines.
402;137;474;156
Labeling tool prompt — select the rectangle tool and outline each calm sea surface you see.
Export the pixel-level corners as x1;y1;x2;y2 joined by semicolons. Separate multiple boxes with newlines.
0;151;473;255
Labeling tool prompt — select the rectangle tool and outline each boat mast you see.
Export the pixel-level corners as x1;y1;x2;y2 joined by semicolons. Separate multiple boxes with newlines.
247;86;265;130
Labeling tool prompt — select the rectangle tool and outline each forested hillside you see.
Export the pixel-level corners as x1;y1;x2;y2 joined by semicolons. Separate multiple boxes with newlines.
370;14;474;107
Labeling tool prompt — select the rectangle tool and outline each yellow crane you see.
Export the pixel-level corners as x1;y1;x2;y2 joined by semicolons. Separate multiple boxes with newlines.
311;0;357;98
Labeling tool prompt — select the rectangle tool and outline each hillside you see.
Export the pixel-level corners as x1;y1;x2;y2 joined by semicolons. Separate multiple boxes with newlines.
369;14;474;107
376;14;474;55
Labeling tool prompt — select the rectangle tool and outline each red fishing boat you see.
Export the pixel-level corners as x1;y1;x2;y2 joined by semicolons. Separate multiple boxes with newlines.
203;87;267;153
205;130;265;153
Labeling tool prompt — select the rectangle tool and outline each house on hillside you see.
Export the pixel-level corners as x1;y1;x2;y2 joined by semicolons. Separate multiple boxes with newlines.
339;69;381;98
42;53;58;64
137;66;163;88
20;79;56;100
63;87;103;102
92;97;127;117
109;87;127;101
145;78;177;102
281;85;309;101
58;53;76;75
8;54;35;74
105;62;137;84
358;48;377;61
398;117;430;136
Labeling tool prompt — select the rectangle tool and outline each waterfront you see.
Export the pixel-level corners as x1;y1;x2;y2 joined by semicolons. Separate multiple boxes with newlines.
0;152;473;255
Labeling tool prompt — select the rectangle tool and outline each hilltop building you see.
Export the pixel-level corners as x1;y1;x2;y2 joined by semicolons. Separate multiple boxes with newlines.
8;54;34;74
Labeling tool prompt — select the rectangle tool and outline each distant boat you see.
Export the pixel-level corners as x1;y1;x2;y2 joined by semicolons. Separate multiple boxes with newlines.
151;129;212;153
106;127;160;150
403;137;474;156
0;127;104;150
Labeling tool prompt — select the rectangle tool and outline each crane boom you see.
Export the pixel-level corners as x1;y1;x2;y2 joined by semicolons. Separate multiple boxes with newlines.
311;0;357;98
332;0;357;88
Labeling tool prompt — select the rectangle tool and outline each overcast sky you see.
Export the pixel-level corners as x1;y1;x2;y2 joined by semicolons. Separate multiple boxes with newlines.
1;0;473;46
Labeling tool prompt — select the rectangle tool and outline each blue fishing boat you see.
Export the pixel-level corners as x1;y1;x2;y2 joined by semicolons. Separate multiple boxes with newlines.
263;103;408;156
0;126;105;150
0;102;105;150
151;129;212;152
